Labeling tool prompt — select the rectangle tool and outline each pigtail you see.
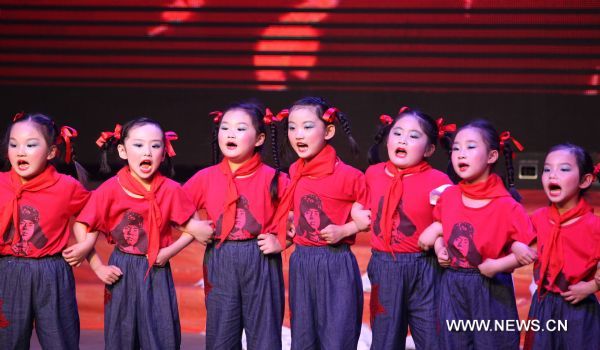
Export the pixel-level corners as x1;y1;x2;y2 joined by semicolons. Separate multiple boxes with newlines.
367;117;391;165
335;110;360;157
96;124;122;175
502;143;521;202
209;111;223;165
269;119;281;204
436;118;459;183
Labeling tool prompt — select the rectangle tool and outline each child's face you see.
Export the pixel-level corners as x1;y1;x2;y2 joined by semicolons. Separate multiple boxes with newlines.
542;149;591;209
386;116;434;169
8;121;56;182
288;106;334;160
218;109;265;164
118;123;165;186
451;127;498;183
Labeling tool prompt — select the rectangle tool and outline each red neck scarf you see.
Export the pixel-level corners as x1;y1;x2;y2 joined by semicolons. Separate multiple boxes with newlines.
117;166;166;276
458;173;510;200
538;198;592;294
381;161;431;251
0;165;60;246
274;145;337;248
217;153;262;246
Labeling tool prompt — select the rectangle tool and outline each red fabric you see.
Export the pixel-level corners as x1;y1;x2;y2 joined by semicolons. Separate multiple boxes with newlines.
379;161;432;252
183;163;289;241
0;166;89;257
217;153;263;246
458;173;511;200
273;144;338;248
532;200;599;294
289;157;367;246
366;163;451;253
76;168;195;261
433;185;534;269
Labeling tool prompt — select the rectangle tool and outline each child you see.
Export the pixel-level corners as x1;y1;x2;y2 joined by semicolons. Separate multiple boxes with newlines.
64;117;213;350
0;112;89;349
365;108;453;349
272;96;370;349
418;119;535;350
523;143;600;350
183;102;288;349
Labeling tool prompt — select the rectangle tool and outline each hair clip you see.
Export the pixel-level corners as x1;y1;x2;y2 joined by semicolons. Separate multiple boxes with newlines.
436;118;457;139
96;124;122;148
264;108;274;125
379;114;393;126
12;111;25;122
59;126;78;164
398;106;410;114
209;111;223;124
593;163;600;176
322;107;338;123
274;109;289;122
164;131;178;157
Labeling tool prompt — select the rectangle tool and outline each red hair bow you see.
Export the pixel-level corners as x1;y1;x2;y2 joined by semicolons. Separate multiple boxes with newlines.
209;111;223;124
398;106;410;114
59;126;78;164
436;118;456;139
96;124;122;148
322;107;339;123
499;131;525;157
593;163;600;176
12;111;25;122
274;109;289;122
264;108;275;125
379;114;393;126
164;131;178;157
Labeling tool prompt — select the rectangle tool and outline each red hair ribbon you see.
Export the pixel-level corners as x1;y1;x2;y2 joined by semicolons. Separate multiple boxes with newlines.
264;108;275;125
436;118;456;139
398;106;410;114
59;126;78;164
593;163;600;176
209;111;223;124
379;114;393;126
274;109;289;121
96;124;122;148
12;111;25;122
322;107;339;123
499;131;525;153
164;131;178;157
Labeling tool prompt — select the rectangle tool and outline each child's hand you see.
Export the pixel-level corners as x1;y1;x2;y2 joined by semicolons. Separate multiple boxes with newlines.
561;281;597;304
257;234;283;254
319;224;347;245
478;258;500;278
286;212;295;238
418;222;442;251
436;247;451;268
93;264;123;285
180;219;214;245
350;203;371;231
511;241;537;265
62;242;90;267
154;247;174;267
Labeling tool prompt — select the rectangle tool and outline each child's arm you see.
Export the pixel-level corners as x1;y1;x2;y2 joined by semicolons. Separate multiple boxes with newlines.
87;249;123;285
418;222;443;251
63;222;100;267
561;279;599;305
155;232;195;267
511;241;538;265
174;212;214;245
434;236;451;267
478;254;521;278
350;202;371;232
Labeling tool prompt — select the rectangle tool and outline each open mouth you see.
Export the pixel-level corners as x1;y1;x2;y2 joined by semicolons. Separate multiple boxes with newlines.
226;141;237;150
395;147;407;158
296;142;309;152
548;183;562;196
457;162;469;172
17;159;29;171
139;159;153;173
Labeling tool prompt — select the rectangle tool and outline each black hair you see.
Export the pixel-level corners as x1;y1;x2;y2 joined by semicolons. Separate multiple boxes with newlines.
367;107;453;169
547;143;598;195
98;117;175;178
210;100;281;204
288;96;359;157
456;119;521;201
2;112;88;186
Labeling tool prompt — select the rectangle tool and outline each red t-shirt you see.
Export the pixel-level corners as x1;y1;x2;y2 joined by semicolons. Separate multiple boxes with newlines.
531;208;600;293
433;185;535;269
291;160;367;246
366;163;452;253
77;176;195;255
183;163;289;240
0;170;90;257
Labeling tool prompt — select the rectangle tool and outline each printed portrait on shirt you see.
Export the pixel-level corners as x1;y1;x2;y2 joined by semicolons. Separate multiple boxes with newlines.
297;194;332;243
3;205;48;256
215;195;262;239
113;211;148;254
448;222;482;268
372;197;417;244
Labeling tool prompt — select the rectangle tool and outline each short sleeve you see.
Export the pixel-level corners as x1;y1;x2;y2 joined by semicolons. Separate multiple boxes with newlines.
168;185;197;226
353;172;368;206
182;172;206;209
432;192;444;221
76;188;108;234
67;180;91;217
510;203;535;245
